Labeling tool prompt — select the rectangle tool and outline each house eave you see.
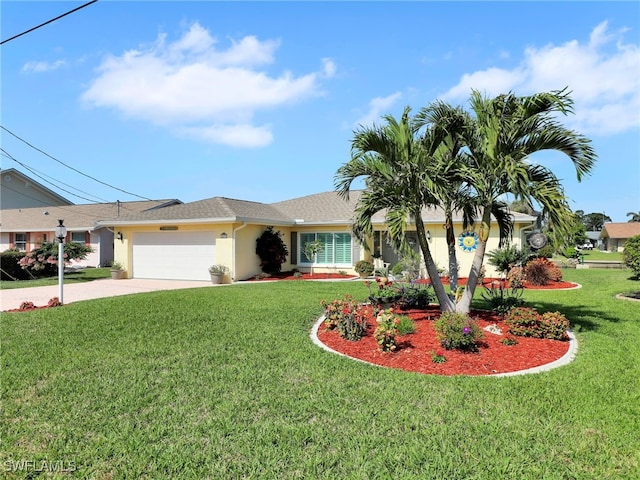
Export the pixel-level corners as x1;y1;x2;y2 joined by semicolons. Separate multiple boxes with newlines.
96;216;295;228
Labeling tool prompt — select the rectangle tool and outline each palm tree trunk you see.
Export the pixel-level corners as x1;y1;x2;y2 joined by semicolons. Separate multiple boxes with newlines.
445;215;458;294
414;210;455;312
456;206;491;314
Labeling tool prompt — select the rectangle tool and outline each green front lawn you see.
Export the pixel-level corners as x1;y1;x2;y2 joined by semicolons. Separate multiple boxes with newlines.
2;270;639;478
577;249;623;261
0;268;111;290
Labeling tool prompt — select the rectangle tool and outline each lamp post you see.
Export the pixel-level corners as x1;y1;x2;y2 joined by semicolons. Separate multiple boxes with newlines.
55;219;67;304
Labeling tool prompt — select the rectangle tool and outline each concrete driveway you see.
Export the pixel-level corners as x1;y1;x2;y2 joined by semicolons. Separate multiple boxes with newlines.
1;278;214;311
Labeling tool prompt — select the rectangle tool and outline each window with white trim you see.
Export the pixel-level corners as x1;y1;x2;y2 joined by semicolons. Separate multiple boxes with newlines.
299;232;352;265
14;233;27;251
71;232;85;244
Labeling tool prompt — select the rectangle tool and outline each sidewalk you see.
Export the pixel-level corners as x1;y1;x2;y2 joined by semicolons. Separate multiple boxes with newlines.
1;278;213;311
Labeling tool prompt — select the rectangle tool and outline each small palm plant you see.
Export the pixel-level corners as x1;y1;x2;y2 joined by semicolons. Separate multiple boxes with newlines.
303;240;324;277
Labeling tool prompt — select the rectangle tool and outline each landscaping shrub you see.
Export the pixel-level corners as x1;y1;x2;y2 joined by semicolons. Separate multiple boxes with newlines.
524;257;562;286
486;245;530;276
536;244;556;258
373;309;400;352
540;311;571;340
395;314;416;335
396;282;434;310
562;246;580;259
434;312;484;352
623;234;640;279
354;260;374;277
504;307;570;340
255;226;289;274
321;296;367;341
18;241;92;277
507;266;525;289
1;249;30;280
481;283;525;316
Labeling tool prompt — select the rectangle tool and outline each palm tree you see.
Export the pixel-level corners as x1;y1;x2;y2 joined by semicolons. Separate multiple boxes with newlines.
335;106;457;311
454;88;597;312
414;102;515;296
627;211;640;222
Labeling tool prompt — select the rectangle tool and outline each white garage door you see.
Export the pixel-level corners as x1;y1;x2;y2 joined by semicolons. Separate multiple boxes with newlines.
132;231;216;281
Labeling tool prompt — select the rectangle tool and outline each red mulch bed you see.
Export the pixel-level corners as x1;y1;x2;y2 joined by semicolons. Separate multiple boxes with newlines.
316;305;571;376
245;272;357;281
425;277;579;290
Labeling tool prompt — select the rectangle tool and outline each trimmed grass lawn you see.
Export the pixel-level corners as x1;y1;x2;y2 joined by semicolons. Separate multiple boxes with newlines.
0;268;111;290
2;269;639;478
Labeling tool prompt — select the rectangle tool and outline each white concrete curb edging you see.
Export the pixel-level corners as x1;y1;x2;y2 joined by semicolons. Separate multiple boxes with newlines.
310;315;578;377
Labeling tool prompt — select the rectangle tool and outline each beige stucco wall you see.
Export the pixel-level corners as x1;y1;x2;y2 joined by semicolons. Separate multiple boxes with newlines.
112;219;535;282
373;221;533;278
113;223;235;281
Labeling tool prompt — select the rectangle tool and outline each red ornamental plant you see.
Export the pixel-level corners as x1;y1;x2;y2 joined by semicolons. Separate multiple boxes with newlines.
321;295;368;341
524;257;563;286
430;350;447;363
19;301;36;311
504;307;570;340
47;297;63;308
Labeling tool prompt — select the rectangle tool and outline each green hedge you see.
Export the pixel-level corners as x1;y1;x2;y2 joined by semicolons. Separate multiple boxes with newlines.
0;250;30;280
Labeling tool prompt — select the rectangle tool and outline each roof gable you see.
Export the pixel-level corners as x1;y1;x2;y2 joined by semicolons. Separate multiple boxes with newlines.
600;222;640;239
1;168;73;208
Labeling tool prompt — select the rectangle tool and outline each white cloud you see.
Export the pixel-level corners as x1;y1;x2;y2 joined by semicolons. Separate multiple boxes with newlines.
354;92;403;127
81;23;331;148
441;21;640;136
21;59;66;73
322;58;337;78
178;123;273;148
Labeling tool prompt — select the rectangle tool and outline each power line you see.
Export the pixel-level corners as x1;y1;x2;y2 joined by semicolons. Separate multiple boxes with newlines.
1;125;152;200
0;0;99;45
0;182;153;222
1;149;111;203
1;148;109;204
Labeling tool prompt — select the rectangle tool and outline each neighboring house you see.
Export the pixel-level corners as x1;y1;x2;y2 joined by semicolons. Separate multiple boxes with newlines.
585;231;603;249
1;168;73;209
600;223;640;252
0;200;180;268
96;190;538;282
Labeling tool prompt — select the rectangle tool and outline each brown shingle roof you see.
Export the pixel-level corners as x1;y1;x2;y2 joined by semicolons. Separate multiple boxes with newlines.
0;200;179;231
600;223;640;239
97;197;292;225
94;190;538;227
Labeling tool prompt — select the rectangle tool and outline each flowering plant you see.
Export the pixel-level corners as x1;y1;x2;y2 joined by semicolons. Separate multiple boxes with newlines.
321;295;368;341
18;241;91;276
373;308;400;352
19;301;36;311
366;277;401;304
434;312;484;352
430;350;447;363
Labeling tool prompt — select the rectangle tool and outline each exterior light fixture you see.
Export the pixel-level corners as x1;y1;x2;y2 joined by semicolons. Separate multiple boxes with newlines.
426;230;431;241
54;219;67;304
220;232;228;239
116;231;123;241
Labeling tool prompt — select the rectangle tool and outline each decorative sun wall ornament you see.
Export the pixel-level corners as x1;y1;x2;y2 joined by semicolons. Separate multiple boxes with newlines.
458;231;479;252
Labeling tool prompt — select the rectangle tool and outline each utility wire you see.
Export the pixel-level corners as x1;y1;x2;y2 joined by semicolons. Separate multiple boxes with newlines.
0;182;149;221
1;125;152;200
0;0;99;45
2;148;109;204
1;149;111;203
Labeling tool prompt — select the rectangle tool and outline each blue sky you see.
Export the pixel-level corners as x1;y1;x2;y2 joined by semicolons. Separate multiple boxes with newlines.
1;1;639;222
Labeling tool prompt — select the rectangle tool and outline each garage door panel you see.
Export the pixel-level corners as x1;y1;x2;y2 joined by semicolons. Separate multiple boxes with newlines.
133;231;216;281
